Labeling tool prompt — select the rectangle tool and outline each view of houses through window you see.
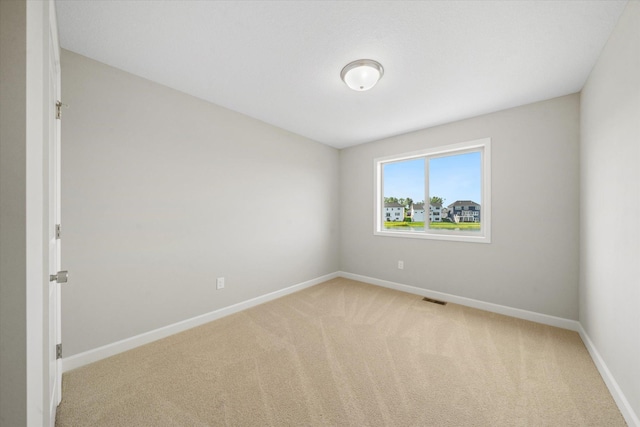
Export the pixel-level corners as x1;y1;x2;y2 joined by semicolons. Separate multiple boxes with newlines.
376;138;491;242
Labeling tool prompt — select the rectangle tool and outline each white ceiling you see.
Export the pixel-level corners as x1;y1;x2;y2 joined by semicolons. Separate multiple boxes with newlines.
55;1;627;149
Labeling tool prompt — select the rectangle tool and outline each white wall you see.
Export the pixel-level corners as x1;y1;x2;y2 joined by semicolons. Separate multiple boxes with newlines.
60;50;340;357
580;0;640;422
340;94;580;319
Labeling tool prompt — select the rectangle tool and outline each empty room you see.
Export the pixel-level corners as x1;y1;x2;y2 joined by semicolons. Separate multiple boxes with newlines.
1;0;638;426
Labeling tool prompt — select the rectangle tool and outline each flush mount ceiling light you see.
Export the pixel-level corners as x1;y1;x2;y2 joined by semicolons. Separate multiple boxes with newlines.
340;59;384;91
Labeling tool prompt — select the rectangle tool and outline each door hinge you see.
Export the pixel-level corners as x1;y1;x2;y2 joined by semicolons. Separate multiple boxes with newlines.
55;224;61;239
56;343;62;360
55;101;68;120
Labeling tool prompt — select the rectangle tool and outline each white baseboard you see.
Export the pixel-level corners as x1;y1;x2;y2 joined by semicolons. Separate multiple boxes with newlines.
578;324;640;427
62;271;340;372
338;271;580;331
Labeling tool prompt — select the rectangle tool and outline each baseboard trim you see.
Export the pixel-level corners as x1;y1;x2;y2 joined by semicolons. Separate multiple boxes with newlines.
62;271;340;372
578;324;640;427
338;271;580;331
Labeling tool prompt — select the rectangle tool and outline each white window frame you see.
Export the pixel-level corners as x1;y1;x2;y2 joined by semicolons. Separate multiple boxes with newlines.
374;137;491;243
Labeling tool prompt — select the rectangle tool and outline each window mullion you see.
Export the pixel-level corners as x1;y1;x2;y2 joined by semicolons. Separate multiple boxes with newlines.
424;156;429;234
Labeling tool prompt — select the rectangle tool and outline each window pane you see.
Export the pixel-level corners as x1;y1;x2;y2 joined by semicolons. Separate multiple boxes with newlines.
428;151;482;232
382;158;424;232
374;138;490;243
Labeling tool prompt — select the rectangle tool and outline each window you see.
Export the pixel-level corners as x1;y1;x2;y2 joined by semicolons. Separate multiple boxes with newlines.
374;138;491;243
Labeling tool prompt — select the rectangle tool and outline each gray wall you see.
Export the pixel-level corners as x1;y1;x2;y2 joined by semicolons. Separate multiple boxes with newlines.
0;1;28;424
580;0;640;420
1;1;52;425
340;94;580;319
60;50;340;357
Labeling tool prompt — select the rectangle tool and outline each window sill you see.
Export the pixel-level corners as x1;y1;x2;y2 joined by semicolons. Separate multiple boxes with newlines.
374;229;491;244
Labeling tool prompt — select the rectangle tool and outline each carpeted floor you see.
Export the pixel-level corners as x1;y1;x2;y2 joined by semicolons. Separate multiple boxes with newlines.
56;278;626;426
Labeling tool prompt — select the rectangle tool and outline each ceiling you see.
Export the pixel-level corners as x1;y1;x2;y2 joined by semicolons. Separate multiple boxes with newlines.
55;1;627;149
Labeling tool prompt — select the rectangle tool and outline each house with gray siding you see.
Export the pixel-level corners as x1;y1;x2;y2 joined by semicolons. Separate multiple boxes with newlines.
447;200;481;223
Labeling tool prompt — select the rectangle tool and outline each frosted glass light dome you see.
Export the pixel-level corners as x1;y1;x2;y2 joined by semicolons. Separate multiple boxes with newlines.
340;59;384;91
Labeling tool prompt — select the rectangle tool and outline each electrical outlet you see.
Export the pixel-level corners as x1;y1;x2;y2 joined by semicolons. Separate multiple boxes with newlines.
216;277;225;290
398;260;404;270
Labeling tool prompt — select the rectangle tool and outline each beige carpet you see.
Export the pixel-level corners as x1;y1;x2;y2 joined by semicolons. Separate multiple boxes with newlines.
56;278;626;426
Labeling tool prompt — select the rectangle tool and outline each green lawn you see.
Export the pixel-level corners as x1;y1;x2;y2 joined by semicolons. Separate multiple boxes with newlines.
384;221;425;228
384;221;480;230
429;222;480;230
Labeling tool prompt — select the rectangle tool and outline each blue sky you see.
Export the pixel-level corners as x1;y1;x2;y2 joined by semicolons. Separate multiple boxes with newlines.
383;152;481;206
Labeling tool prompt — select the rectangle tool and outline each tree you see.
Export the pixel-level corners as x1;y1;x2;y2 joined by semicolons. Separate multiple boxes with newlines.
385;196;414;209
384;197;399;204
392;197;413;209
430;196;444;206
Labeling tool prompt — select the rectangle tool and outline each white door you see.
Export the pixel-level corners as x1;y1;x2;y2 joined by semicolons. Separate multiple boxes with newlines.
47;2;63;423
